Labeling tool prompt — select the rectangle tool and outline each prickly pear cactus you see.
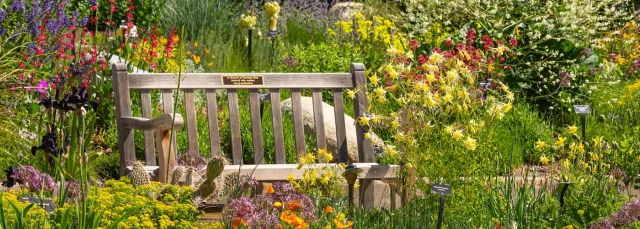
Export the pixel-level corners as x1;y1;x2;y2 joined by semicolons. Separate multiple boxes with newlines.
171;166;186;185
185;167;202;187
197;155;228;199
129;161;150;187
205;155;226;180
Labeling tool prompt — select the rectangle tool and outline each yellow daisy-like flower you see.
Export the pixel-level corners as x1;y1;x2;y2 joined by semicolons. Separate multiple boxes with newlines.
590;153;599;161
444;125;454;134
539;154;550;165
193;55;201;64
463;137;477;151
535;140;547;150
567;125;578;134
358;116;370;126
374;87;386;97
193;41;198;47
555;137;566;147
369;74;379;85
346;89;356;99
592;136;604;148
561;159;570;169
287;174;296;182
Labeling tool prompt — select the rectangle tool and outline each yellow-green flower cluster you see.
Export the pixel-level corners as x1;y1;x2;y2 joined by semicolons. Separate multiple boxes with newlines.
0;190;51;228
239;11;257;30
331;13;404;50
264;1;280;31
78;178;200;229
290;148;345;197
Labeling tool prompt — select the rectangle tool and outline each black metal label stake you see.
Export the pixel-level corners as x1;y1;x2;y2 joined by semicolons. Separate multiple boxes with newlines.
431;183;451;229
555;182;573;207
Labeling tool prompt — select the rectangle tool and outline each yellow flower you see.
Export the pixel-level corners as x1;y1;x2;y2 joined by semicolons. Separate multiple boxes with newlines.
428;52;443;64
561;159;570;169
205;49;210;54
193;41;198;47
369;74;379;85
567;125;578;134
555;137;566;147
374;87;386;97
388;69;399;79
327;28;337;36
452;130;464;140
287;174;295;182
563;225;575;229
464;137;477;151
364;132;372;139
299;153;316;165
193;55;201;64
207;62;213;67
579;178;585;186
577;210;585;217
591;153;599;161
274;201;283;208
346;89;356;99
186;51;192;56
444;125;454;134
540;154;549;165
592;136;604;148
358;116;370;126
535;140;547;150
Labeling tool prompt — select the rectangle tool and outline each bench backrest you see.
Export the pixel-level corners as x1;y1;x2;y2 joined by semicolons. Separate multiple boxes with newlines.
111;63;373;175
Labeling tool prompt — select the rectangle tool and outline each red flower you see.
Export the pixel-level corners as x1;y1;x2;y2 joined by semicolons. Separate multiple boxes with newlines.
445;39;454;47
509;38;518;47
409;39;420;51
110;5;116;14
418;54;428;64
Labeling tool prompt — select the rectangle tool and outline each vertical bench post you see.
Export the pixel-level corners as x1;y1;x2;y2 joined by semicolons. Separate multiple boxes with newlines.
351;63;375;210
112;63;136;176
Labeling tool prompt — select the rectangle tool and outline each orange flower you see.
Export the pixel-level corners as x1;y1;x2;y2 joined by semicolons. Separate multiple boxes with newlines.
324;205;334;213
193;41;198;47
193;55;201;64
231;217;248;228
278;224;283;229
207;62;213;67
287;200;301;211
334;219;354;229
273;201;283;209
205;49;210;54
266;185;274;194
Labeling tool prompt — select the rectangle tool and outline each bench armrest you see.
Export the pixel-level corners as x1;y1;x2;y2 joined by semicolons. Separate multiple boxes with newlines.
120;114;184;131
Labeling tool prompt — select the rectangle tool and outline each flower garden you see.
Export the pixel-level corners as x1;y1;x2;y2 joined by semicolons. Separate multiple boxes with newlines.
2;0;640;228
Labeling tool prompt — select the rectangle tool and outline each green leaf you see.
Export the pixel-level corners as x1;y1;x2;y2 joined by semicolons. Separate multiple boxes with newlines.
0;192;7;229
107;206;142;229
59;207;72;229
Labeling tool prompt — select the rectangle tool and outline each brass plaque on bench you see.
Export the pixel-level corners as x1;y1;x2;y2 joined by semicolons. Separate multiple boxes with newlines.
221;75;264;86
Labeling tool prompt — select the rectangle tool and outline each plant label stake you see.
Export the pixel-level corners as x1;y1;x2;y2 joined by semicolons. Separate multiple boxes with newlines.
258;92;270;118
342;164;363;217
431;183;451;229
573;105;591;143
21;197;54;213
555;182;572;207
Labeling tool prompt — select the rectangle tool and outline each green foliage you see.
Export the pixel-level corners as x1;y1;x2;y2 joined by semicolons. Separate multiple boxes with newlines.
492;102;553;165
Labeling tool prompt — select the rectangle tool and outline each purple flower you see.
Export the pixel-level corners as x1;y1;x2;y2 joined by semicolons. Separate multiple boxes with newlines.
11;0;25;12
90;0;97;6
592;198;640;228
14;166;57;193
271;182;316;222
224;197;257;221
0;10;6;21
610;53;618;59
590;218;613;229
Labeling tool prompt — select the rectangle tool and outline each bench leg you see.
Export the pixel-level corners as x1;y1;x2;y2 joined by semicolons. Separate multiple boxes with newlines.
156;129;177;183
359;180;375;210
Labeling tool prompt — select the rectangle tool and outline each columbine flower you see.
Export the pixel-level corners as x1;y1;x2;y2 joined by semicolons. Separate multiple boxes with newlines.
539;154;549;165
555;137;566;147
464;137;477;151
567;125;578;134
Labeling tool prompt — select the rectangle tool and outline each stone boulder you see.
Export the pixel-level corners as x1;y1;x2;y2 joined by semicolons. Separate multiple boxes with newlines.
329;2;365;21
281;96;382;162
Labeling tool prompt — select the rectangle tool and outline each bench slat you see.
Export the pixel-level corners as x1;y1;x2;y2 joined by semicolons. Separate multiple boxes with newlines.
270;89;285;164
184;89;200;154
290;89;306;160
206;89;221;156
112;63;136;174
312;89;326;149
248;89;264;163
333;89;348;163
227;89;243;164
127;73;354;89
140;89;156;166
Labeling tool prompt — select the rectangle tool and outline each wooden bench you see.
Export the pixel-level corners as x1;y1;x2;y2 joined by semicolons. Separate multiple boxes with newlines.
111;63;411;209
